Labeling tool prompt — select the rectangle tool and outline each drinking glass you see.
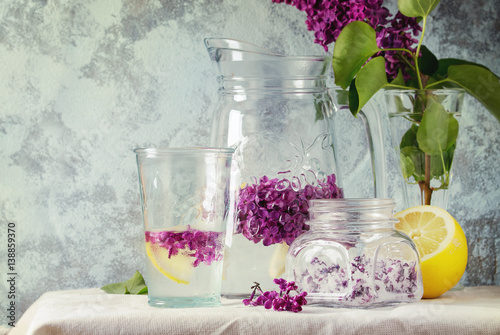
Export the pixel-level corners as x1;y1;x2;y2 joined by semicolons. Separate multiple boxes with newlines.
134;147;234;308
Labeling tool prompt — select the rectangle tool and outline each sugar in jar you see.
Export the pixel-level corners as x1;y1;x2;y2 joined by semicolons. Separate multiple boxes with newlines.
286;199;423;307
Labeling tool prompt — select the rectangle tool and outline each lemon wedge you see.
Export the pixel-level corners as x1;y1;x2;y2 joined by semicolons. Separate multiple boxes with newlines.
395;205;468;298
145;242;193;284
268;242;289;278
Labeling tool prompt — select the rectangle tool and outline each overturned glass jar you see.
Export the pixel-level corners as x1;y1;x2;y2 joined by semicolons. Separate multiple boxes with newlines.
286;198;423;308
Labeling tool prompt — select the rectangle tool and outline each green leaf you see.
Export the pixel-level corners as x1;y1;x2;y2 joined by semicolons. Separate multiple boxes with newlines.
443;143;455;172
434;59;497;79
351;57;388;115
399;126;423;181
348;79;360;116
399;124;426;181
411;92;428;122
314;94;325;121
446;64;500;122
334;89;349;106
124;271;148;294
101;271;148;295
397;100;457;186
332;21;380;89
397;0;441;18
391;69;406;87
429;144;455;181
137;287;149;295
418;45;439;76
400;124;419;149
400;151;416;180
400;146;425;181
417;99;459;155
101;283;129;295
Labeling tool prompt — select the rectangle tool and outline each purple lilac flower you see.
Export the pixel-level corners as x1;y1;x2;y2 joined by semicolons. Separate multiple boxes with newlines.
236;174;343;246
145;228;224;267
295;255;419;305
243;279;308;312
271;0;422;80
376;12;421;80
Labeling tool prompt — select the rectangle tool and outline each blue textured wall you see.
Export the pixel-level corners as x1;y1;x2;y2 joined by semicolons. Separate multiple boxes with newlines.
0;0;498;325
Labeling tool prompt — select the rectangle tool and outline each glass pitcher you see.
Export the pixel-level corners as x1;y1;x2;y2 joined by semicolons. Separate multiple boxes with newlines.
205;38;387;297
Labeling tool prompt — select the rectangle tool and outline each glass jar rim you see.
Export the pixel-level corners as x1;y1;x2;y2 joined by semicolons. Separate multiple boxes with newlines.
383;87;466;95
134;147;235;157
310;198;396;209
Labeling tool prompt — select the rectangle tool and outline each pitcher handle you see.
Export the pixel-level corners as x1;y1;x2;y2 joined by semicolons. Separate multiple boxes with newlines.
358;98;388;198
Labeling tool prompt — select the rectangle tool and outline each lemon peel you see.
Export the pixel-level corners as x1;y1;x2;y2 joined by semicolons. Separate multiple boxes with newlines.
145;242;193;285
395;205;467;298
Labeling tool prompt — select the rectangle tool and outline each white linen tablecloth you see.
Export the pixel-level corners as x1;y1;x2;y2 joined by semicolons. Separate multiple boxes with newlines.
9;286;500;335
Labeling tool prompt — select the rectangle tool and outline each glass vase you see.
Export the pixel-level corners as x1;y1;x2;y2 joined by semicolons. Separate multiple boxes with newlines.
383;88;465;210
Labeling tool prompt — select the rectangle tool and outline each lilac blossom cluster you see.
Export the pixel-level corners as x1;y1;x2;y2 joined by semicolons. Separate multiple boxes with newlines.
237;174;343;246
243;279;308;313
295;255;420;305
145;228;224;267
271;0;421;80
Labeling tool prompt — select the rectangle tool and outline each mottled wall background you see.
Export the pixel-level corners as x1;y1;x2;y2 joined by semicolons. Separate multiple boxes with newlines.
0;0;498;326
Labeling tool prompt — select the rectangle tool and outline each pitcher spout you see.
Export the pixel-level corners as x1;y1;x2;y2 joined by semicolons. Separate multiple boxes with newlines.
204;37;281;62
204;37;331;86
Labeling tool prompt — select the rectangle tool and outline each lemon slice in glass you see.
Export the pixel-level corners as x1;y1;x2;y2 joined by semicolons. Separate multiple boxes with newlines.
268;242;289;278
145;242;193;284
395;205;468;298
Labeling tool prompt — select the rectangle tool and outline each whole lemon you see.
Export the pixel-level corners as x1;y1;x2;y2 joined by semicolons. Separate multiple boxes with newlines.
395;205;468;299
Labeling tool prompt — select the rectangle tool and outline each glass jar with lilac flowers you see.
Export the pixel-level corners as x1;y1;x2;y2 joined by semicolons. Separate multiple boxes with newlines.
272;0;500;210
286;198;423;307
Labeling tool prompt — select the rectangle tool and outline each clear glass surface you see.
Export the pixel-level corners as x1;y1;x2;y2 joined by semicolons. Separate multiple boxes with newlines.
286;198;423;308
134;147;234;308
206;38;342;297
384;88;465;210
205;38;389;297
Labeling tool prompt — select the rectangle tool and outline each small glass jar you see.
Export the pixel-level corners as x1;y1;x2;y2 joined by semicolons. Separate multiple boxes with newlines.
286;199;423;307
